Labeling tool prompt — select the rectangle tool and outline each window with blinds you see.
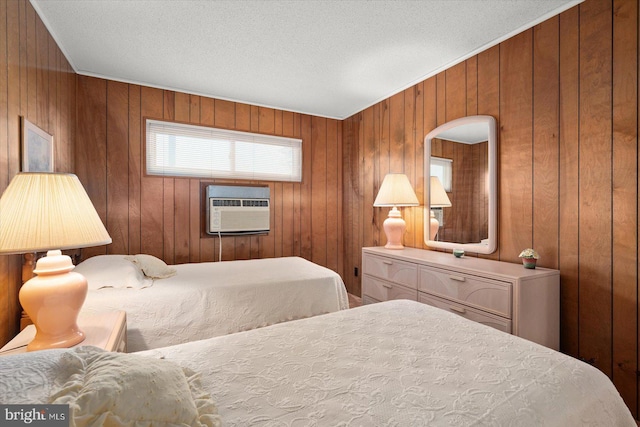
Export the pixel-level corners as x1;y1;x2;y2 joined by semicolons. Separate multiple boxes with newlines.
430;156;452;192
145;119;303;182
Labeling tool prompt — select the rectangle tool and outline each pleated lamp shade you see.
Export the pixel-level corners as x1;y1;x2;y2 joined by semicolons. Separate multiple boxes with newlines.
0;172;111;351
0;173;111;254
374;173;420;207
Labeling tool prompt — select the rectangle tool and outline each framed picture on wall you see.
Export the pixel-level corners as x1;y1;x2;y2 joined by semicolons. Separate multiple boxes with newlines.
21;117;54;172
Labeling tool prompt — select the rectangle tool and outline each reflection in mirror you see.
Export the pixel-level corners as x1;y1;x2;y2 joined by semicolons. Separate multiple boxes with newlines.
424;115;496;254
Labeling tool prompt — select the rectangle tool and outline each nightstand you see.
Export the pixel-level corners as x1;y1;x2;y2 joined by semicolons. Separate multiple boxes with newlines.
0;311;127;356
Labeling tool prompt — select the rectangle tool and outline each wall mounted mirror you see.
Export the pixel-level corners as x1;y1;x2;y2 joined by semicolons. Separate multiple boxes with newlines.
424;115;497;254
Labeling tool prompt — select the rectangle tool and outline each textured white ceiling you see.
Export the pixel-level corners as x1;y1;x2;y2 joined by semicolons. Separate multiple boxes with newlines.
31;0;582;119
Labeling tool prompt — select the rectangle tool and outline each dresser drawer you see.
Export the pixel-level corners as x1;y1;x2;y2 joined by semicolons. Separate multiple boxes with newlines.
363;254;418;289
419;292;512;334
418;266;511;318
362;275;418;302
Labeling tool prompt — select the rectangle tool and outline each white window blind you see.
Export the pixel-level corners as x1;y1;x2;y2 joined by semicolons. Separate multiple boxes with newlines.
430;157;452;192
146;119;302;182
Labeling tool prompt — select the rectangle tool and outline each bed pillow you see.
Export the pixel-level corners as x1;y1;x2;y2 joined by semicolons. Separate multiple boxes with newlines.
49;346;221;427
125;254;177;279
74;255;152;290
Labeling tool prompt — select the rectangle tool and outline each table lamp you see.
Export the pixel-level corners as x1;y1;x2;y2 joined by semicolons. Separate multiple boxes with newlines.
373;173;419;249
0;173;111;351
429;176;452;240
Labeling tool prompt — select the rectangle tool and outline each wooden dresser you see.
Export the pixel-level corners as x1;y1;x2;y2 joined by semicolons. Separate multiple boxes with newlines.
362;247;560;350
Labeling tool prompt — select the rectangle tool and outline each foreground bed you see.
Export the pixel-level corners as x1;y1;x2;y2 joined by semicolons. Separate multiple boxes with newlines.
76;255;349;352
2;300;633;426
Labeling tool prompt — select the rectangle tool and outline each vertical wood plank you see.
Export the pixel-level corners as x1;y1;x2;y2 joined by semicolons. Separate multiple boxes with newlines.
445;62;467;121
326;118;339;272
0;0;10;345
140;86;164;259
128;84;142;255
363;106;375;249
499;30;534;263
34;14;47;129
558;2;580;360
311;116;327;266
578;0;613;377
106;81;129;255
300;114;312;260
388;92;404;174
293;113;302;258
76;76;107;258
466;57;478;116
378;99;390;246
477;45;500;260
533;17;560;269
612;0;638;412
413;82;425;249
423;77;437;250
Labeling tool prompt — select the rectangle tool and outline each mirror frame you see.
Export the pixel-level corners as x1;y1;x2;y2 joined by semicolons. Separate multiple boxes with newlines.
424;115;497;254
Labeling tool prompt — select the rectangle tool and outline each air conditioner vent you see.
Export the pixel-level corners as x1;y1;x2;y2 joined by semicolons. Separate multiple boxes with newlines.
206;186;270;235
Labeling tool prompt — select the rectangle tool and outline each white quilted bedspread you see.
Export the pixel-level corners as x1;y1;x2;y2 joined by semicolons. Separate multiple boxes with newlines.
139;300;635;426
82;257;348;352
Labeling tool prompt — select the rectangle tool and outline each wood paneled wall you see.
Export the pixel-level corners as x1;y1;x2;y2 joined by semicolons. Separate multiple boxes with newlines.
343;0;640;416
75;75;343;278
432;139;488;244
0;0;76;345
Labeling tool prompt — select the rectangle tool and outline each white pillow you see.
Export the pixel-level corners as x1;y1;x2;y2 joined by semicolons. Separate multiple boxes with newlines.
125;254;177;279
74;255;152;290
49;346;221;427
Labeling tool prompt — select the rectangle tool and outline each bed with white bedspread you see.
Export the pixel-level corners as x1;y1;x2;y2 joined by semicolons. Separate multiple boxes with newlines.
76;255;348;352
0;300;633;426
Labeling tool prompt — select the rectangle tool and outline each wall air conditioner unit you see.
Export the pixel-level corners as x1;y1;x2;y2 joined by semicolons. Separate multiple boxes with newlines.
206;185;270;235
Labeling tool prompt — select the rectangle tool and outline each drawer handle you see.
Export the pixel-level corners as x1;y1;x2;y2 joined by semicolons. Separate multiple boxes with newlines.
382;283;393;289
449;275;466;282
449;306;466;314
382;261;393;265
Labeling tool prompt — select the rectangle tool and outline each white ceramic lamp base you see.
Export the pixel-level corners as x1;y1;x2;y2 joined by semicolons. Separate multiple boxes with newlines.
19;250;87;351
430;210;440;240
383;207;406;250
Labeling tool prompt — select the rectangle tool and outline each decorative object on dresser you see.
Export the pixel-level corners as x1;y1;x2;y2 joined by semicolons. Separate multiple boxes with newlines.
429;176;452;240
519;248;539;269
361;246;560;350
0;311;127;356
373;173;419;250
0;173;112;351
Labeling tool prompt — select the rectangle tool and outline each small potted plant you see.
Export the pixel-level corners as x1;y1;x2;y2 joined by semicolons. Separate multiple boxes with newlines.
519;248;539;269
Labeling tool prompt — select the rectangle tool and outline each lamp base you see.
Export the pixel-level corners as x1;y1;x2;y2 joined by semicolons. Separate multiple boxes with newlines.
19;250;87;351
430;210;440;241
383;207;406;250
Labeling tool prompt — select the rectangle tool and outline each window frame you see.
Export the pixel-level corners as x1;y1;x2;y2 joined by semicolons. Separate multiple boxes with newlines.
430;156;453;192
144;118;303;183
